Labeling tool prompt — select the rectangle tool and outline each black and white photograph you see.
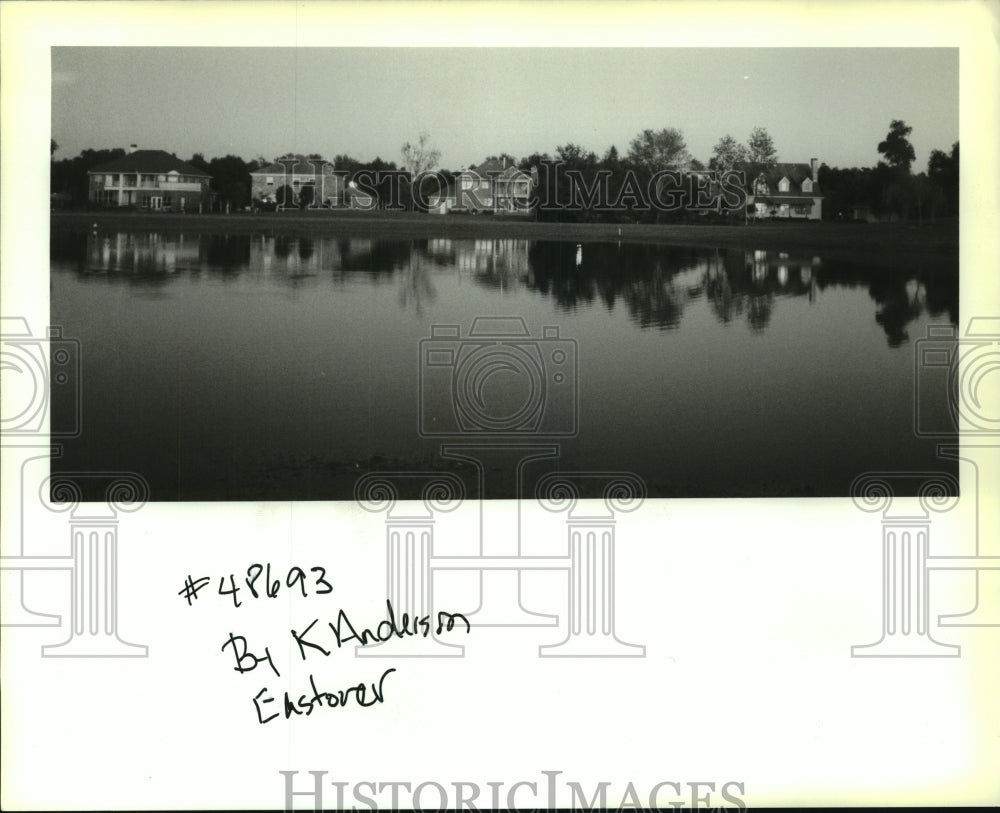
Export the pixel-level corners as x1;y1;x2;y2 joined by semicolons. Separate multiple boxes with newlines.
46;46;960;501
2;2;998;811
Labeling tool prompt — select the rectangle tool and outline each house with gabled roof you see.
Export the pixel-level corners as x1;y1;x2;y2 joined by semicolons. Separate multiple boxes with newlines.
88;147;211;210
250;155;343;207
746;158;823;220
455;157;532;214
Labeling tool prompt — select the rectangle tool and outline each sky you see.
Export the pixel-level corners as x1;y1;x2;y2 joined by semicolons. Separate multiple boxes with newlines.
52;47;958;172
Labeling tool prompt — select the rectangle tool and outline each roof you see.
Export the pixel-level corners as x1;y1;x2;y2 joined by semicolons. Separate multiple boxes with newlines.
763;162;812;183
744;162;823;196
88;150;211;177
252;155;334;175
470;158;506;175
466;158;525;178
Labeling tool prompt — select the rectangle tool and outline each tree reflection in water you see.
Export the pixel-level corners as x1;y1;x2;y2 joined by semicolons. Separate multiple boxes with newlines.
524;240;957;344
59;229;958;347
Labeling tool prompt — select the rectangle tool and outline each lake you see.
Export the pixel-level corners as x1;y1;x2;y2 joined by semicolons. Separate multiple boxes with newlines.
49;226;959;500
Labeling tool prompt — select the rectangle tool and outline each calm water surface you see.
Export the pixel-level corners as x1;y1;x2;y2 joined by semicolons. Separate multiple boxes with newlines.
50;227;958;500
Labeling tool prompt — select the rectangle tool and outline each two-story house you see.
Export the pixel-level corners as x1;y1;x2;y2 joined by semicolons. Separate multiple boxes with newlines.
250;155;343;207
455;158;532;214
88;147;211;211
746;159;823;220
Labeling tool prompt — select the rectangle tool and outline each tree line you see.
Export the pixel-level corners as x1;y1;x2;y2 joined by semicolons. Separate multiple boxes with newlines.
818;121;958;221
50;120;957;222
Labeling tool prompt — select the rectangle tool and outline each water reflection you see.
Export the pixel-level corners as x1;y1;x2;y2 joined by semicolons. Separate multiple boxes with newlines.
49;225;960;500
51;229;958;347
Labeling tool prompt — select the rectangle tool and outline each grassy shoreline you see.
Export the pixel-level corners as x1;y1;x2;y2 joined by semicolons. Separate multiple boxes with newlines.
52;211;959;270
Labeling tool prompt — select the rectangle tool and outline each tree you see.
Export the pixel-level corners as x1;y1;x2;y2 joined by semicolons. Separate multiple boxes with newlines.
709;134;748;172
518;151;551;172
187;153;211;175
51;147;126;204
627;128;690;171
400;132;441;177
928;141;958;217
556;143;597;167
908;173;931;225
746;127;777;171
275;184;295;207
207;154;255;211
877;119;916;173
743;127;778;208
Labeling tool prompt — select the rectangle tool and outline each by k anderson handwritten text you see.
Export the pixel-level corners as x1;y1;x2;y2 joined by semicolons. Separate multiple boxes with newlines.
177;562;470;725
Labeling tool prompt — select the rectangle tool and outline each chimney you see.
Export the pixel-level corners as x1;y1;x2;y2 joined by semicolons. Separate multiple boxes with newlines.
810;157;818;181
128;144;138;154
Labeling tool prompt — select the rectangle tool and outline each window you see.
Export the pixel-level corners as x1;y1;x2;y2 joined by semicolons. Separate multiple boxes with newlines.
158;175;165;182
778;177;790;192
802;179;813;193
266;176;275;185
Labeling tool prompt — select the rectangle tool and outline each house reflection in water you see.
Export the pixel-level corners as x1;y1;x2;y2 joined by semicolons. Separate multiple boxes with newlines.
422;238;531;294
248;234;337;279
85;230;203;275
745;249;820;299
65;230;954;349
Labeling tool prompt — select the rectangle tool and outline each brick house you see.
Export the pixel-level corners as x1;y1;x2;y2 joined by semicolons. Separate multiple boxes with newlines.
455;158;532;214
250;155;342;207
88;147;211;210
